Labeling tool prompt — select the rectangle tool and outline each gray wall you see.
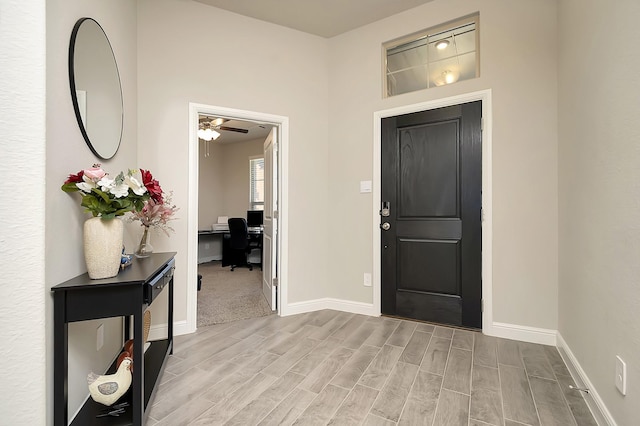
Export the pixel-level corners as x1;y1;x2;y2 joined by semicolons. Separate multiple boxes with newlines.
558;0;640;423
45;0;139;420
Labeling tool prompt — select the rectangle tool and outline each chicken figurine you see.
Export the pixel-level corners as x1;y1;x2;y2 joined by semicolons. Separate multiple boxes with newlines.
87;357;133;406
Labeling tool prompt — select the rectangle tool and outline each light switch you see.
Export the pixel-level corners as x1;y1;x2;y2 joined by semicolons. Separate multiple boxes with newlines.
615;355;627;395
364;273;372;287
360;180;372;193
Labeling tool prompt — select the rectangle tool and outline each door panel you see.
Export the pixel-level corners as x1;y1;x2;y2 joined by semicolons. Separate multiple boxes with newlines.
381;101;482;328
397;238;460;295
262;127;277;310
399;122;459;218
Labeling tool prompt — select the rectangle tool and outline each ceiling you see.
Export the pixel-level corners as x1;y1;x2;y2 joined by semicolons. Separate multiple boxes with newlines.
193;0;435;38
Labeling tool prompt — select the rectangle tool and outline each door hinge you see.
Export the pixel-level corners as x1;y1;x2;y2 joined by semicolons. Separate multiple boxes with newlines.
273;210;279;219
481;208;484;222
273;278;278;288
481;117;484;131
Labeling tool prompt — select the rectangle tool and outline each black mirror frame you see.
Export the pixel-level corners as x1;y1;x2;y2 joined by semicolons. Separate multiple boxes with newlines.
68;17;124;160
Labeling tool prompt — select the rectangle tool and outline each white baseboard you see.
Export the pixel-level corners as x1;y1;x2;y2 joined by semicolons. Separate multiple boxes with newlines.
197;255;221;264
147;320;191;341
556;333;616;426
486;321;557;346
284;298;377;317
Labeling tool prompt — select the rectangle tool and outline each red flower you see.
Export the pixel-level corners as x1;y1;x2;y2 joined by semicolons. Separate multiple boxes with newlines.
64;170;84;184
140;169;163;203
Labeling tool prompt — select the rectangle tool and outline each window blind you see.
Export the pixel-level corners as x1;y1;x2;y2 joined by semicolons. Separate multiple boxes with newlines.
250;157;264;210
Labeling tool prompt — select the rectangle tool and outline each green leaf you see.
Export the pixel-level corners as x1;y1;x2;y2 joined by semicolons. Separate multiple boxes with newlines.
61;183;79;193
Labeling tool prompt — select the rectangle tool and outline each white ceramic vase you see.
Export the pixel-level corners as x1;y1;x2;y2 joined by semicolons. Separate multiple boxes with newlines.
84;217;123;279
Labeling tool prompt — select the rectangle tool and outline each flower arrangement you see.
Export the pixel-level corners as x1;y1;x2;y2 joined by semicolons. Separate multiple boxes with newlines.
61;164;156;219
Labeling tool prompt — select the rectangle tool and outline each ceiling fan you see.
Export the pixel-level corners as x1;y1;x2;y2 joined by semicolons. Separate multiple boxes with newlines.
199;117;249;134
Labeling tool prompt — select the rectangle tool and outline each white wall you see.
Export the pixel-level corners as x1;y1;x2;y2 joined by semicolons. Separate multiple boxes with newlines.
327;0;559;330
137;0;331;318
558;0;640;423
199;138;264;228
198;141;226;228
0;1;47;424
46;0;138;421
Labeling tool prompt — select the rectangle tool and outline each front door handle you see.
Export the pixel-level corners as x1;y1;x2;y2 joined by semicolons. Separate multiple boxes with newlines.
380;222;391;231
380;201;390;217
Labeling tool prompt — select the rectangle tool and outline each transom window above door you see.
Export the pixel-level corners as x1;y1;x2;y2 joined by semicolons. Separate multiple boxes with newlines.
383;14;479;97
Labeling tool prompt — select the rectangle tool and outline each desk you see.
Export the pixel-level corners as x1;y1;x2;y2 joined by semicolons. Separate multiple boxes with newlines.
52;252;176;426
198;229;262;267
197;230;226;263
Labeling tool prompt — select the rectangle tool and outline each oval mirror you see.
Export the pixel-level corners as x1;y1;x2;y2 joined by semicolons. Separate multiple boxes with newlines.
69;18;123;159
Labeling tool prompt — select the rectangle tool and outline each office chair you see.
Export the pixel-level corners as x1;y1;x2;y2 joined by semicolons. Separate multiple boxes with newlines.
227;218;259;271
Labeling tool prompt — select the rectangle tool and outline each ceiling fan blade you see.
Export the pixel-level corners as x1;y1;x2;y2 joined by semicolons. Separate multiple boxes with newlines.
218;126;249;134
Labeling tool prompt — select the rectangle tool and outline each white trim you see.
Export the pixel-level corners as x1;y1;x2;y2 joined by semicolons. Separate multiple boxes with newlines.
372;89;493;330
486;321;556;346
284;298;377;317
187;103;290;332
557;333;616;426
147;320;190;341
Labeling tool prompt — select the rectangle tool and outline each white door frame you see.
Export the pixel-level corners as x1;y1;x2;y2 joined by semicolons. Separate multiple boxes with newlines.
372;89;493;332
186;103;289;332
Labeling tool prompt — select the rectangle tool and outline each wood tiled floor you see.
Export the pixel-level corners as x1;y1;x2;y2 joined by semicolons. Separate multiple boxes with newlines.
147;310;597;425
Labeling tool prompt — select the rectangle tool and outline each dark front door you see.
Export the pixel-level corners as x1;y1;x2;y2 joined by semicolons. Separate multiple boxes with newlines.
381;101;482;328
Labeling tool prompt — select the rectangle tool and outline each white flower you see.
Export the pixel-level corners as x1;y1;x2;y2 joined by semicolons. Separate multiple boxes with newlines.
98;176;127;198
125;175;147;196
76;181;96;193
110;182;130;198
98;176;116;192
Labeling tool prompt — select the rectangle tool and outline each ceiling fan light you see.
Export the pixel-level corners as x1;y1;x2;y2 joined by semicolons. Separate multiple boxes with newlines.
198;128;214;141
211;129;221;140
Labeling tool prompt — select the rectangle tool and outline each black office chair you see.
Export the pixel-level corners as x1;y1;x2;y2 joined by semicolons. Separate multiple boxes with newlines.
227;218;259;271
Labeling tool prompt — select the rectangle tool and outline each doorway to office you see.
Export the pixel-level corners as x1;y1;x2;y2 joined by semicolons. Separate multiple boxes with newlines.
186;103;289;332
196;116;272;327
373;90;493;332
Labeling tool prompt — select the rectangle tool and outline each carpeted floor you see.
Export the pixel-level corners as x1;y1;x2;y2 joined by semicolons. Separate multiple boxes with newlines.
197;261;274;327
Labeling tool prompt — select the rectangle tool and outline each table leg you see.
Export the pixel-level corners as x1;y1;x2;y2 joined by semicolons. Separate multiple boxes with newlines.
132;305;144;426
53;291;68;426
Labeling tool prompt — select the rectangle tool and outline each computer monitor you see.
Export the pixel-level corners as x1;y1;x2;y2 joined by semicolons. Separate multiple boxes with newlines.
247;210;263;227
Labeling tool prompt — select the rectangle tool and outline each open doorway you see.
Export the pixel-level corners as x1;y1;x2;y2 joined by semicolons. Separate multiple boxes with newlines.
196;115;273;326
186;103;289;333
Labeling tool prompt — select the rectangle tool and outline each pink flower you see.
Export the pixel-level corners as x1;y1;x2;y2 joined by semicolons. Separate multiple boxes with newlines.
83;165;107;181
127;191;178;236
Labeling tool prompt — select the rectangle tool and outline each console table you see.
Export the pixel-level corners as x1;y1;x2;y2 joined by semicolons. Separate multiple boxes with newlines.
52;252;176;426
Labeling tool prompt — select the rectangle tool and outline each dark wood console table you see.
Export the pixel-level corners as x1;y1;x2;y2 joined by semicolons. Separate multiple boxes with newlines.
52;252;176;426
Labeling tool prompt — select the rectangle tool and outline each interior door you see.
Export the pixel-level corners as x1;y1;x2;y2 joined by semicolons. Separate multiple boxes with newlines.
381;101;482;328
262;127;277;310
